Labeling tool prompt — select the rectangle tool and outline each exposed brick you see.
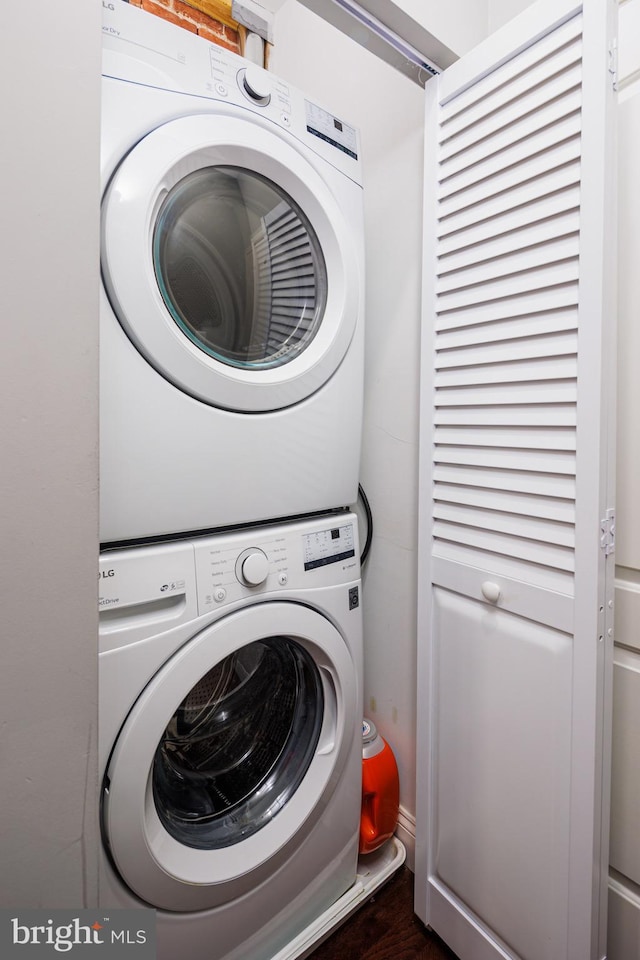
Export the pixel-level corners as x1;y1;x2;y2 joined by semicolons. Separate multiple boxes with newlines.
141;0;198;32
197;25;239;52
172;0;214;29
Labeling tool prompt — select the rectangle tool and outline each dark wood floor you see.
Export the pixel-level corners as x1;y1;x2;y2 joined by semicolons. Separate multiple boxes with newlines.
308;867;459;960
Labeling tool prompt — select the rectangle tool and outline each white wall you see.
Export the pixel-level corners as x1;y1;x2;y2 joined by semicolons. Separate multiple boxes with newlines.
0;0;101;907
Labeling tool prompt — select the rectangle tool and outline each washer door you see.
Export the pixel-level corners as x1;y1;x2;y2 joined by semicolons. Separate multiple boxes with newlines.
101;114;360;412
102;602;357;911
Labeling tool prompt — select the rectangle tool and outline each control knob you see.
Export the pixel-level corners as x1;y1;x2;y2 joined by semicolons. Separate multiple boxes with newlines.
242;64;272;104
236;548;270;586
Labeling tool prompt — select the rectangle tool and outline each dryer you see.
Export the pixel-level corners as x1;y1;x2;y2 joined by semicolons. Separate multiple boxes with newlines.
100;0;365;545
99;513;362;960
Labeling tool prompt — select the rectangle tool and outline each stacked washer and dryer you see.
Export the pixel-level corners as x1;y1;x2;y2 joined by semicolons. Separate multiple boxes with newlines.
98;2;367;958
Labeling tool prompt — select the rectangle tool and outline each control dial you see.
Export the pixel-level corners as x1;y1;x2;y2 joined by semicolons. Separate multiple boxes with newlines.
241;64;272;104
236;548;270;586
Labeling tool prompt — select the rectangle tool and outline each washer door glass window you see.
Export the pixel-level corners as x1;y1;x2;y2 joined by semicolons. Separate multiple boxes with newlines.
153;167;327;371
153;636;323;849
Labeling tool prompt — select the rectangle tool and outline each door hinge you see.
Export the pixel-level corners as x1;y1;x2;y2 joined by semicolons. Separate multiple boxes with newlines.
609;39;618;92
600;509;615;556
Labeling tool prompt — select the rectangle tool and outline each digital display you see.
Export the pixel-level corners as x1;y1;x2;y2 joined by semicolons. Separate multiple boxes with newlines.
303;524;356;571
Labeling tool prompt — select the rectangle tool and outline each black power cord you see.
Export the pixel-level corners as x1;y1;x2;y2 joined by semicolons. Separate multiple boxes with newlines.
357;483;373;567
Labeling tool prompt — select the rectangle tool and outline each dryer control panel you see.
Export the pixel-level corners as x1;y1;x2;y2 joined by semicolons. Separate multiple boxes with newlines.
102;0;362;181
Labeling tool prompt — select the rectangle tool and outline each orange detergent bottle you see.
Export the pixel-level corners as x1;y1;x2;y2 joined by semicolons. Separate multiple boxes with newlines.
359;718;400;855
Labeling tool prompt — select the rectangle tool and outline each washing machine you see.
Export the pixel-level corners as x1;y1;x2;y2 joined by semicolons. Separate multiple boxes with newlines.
100;0;365;546
99;512;363;960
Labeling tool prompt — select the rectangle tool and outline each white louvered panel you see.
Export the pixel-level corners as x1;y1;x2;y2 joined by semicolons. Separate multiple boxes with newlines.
438;212;579;276
439;112;581;200
438;162;580;237
438;139;581;221
434;404;576;427
436;285;579;332
437;261;579;313
433;520;575;572
439;88;581;181
435;355;576;388
434;425;576;450
428;8;583;615
439;60;581;163
435;445;575;475
434;484;575;524
436;330;577;368
434;502;575;548
439;12;582;122
440;28;581;142
433;464;576;500
435;380;577;406
436;309;578;349
438;186;580;252
436;235;579;293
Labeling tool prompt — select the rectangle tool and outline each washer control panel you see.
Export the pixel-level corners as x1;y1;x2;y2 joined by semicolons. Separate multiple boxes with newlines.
193;514;359;616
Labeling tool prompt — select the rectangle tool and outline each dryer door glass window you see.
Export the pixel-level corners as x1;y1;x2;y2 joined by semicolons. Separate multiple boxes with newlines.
152;636;324;850
153;167;328;370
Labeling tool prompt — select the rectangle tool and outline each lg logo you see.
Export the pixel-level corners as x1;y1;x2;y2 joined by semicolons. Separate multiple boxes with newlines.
102;2;115;10
98;569;115;580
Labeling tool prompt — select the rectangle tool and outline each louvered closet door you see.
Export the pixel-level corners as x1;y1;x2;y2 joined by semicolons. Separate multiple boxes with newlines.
415;1;617;959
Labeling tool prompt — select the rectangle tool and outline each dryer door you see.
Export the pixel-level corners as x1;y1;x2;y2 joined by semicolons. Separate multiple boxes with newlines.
101;114;361;412
102;601;358;911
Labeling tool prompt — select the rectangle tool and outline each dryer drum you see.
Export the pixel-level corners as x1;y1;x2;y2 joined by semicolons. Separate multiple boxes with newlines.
153;166;328;371
152;637;324;850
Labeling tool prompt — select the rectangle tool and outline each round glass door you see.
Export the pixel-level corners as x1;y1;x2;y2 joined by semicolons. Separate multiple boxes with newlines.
101;113;360;412
153;167;327;371
153;636;324;850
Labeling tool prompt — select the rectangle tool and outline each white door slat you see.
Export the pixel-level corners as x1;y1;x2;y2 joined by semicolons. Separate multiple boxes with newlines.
436;329;577;367
439;112;581;198
438;137;581;219
436;235;579;293
434;425;576;451
434;404;577;427
437;260;579;313
434;502;575;547
439;62;582;160
438;186;580;250
436;309;578;349
435;354;577;387
436;284;579;332
439;11;582;120
432;520;575;571
438;89;581;180
434;445;575;474
434;483;575;523
440;32;582;142
438;211;579;274
435;380;577;406
438;163;580;238
432;463;576;499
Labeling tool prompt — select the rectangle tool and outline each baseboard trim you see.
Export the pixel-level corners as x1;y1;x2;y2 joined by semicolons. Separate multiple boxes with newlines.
395;805;416;873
